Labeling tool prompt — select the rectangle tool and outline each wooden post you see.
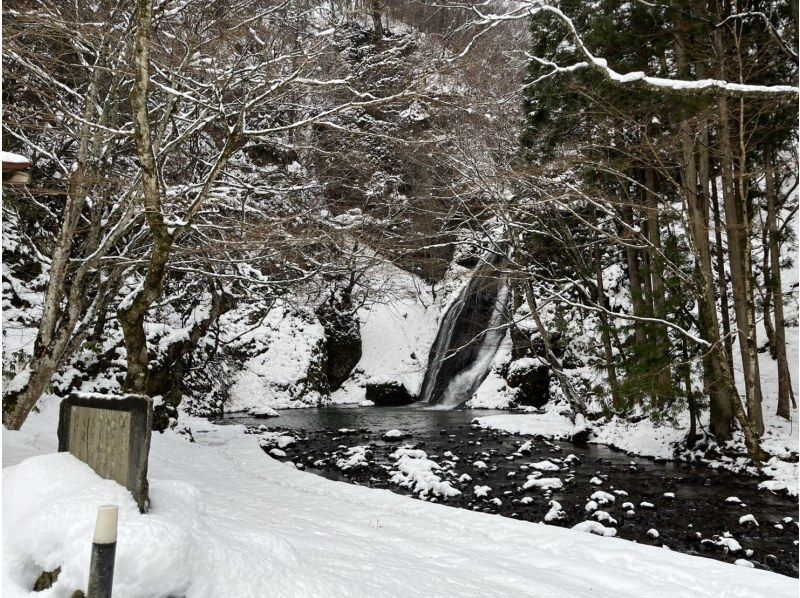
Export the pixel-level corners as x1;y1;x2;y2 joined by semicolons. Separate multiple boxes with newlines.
88;505;118;598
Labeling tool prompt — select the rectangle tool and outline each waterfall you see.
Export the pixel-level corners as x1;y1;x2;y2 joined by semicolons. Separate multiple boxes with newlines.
419;254;509;407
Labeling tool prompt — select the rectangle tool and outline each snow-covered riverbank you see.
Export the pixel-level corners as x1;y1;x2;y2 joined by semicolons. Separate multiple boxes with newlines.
476;399;799;497
3;398;797;597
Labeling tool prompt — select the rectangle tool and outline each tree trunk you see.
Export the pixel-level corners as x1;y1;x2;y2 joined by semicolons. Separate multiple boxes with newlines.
121;0;245;395
710;168;734;371
371;0;383;44
675;21;732;439
765;145;794;419
644;166;673;398
592;207;621;408
2;74;100;429
681;338;698;446
714;25;764;436
761;220;777;358
620;203;648;346
121;0;175;394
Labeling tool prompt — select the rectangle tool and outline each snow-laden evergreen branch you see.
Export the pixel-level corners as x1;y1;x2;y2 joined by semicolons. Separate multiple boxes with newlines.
448;1;798;100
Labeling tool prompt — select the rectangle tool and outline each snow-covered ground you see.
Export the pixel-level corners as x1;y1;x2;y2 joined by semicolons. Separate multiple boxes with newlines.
3;399;797;598
332;257;466;404
477;388;799;497
225;303;328;414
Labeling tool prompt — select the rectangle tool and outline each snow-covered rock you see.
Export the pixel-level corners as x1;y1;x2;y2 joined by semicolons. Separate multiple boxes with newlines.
522;477;563;491
590;491;615;505
530;460;560;472
572;520;617;537
474;485;492;498
544;500;566;522
739;514;759;527
389;447;460;498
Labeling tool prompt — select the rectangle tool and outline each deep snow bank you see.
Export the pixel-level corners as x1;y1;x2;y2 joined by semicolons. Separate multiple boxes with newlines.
3;401;797;598
476;408;590;441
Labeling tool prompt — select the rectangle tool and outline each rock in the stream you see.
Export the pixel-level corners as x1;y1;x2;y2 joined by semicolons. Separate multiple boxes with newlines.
248;406;279;418
366;381;414;406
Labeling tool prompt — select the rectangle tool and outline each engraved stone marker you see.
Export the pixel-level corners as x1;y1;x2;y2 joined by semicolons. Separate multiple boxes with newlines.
58;393;153;512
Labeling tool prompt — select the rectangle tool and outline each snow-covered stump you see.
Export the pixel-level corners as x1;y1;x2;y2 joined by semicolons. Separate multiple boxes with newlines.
57;393;153;512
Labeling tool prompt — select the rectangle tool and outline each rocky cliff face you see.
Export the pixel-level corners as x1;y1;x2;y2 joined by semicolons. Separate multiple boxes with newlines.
316;297;362;392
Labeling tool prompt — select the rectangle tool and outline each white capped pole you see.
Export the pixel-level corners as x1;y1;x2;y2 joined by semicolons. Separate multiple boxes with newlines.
88;505;118;598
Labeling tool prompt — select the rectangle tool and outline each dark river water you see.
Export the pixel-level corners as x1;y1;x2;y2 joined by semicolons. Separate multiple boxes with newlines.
224;404;799;577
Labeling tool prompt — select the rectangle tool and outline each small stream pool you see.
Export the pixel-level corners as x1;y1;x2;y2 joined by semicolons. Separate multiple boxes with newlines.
224;404;799;577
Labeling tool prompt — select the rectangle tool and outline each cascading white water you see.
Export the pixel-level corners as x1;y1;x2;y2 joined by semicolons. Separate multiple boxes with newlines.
418;291;469;404
419;254;509;408
433;280;509;407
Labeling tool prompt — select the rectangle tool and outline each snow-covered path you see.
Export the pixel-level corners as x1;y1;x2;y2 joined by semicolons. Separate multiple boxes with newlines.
3;402;797;597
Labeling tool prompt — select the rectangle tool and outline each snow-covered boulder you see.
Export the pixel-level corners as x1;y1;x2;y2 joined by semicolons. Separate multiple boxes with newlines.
572;520;617;537
225;305;330;413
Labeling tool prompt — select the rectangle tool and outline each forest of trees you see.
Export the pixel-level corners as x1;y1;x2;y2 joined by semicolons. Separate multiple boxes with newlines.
502;0;798;460
2;0;798;463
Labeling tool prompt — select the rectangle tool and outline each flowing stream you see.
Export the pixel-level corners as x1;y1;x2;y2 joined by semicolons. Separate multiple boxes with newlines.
224;251;798;578
227;404;799;578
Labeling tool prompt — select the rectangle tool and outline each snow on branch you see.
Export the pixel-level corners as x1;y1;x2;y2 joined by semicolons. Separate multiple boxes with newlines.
449;1;798;100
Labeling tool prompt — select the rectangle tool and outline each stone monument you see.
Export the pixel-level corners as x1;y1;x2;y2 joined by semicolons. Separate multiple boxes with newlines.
58;393;153;512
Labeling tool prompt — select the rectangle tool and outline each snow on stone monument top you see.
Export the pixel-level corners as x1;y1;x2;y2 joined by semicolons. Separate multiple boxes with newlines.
1;150;30;165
